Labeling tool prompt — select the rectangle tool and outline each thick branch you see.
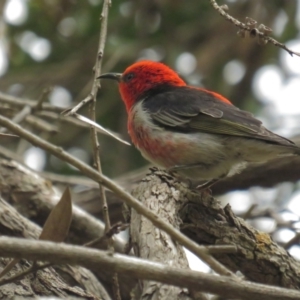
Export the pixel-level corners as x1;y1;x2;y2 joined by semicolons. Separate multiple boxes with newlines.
0;198;108;299
130;173;198;299
0;238;300;300
213;155;300;194
0;116;235;277
129;170;300;296
130;170;300;289
0;159;124;249
0;159;134;298
180;191;300;288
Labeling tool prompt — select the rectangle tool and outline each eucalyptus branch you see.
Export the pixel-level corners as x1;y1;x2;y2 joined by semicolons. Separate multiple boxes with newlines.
0;115;234;277
0;238;300;300
209;0;300;57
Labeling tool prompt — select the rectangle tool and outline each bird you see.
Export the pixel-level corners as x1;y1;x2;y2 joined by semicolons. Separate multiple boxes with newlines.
98;60;300;188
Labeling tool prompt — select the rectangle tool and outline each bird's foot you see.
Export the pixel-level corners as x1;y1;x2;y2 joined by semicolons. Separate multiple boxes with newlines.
196;178;219;190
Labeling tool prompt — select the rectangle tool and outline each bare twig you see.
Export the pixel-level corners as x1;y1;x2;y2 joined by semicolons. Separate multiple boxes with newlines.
0;91;120;135
209;0;300;57
0;145;23;163
85;222;129;248
25;115;59;133
35;87;53;111
62;95;92;116
40;171;99;187
0;115;235;277
90;0;111;233
88;0;121;298
0;238;300;300
284;232;300;250
0;91;63;113
0;105;31;133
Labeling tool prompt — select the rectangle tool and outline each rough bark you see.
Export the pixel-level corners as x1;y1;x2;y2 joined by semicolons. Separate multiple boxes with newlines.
0;197;109;299
0;159;135;299
0;159;122;248
132;169;300;290
180;195;300;288
212;155;300;195
130;177;195;300
129;172;202;300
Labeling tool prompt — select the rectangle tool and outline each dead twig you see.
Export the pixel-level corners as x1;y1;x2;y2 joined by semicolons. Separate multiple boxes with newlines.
209;0;300;57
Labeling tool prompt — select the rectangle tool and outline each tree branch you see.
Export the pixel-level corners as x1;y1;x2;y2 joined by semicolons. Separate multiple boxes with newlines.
0;238;300;300
0;158;135;298
130;171;205;299
0;197;109;299
209;0;300;57
131;170;300;288
0;115;236;277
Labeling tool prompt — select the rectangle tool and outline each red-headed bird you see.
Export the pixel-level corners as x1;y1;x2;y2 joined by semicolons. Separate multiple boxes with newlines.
99;60;300;187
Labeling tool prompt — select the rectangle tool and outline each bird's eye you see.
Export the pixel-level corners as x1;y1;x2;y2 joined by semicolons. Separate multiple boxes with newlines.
123;72;135;82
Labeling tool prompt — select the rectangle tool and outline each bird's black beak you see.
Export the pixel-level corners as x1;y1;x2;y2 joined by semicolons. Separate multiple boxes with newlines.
97;73;122;82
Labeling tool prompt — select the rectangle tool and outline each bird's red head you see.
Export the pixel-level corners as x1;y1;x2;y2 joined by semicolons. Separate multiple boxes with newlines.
117;60;186;112
98;60;232;111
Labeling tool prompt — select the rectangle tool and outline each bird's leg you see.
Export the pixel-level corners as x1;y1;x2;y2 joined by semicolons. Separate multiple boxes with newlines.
168;163;220;189
196;173;227;194
168;164;226;192
168;163;202;172
196;178;220;190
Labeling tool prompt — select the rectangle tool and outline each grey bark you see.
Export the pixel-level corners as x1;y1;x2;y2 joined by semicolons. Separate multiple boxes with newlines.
131;169;300;291
0;159;135;299
129;172;207;300
0;197;108;299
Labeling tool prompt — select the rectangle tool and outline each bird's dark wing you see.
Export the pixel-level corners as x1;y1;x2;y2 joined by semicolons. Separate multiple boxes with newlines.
142;86;295;147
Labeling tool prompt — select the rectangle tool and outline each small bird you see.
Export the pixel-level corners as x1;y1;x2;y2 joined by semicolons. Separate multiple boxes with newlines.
99;60;300;188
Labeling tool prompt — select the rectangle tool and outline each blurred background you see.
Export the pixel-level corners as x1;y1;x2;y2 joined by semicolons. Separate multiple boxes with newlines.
1;0;300;267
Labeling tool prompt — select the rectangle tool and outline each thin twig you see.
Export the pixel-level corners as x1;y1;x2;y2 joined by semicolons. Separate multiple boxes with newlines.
62;95;92;116
25;115;58;133
0;106;31;133
209;0;300;57
0;92;63;113
0;145;24;163
0;106;58;133
90;0;111;233
89;1;121;298
0;115;236;277
0;92;120;133
40;171;99;187
241;203;258;220
0;238;300;300
0;262;52;287
35;87;53;111
284;232;300;250
85;222;129;248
